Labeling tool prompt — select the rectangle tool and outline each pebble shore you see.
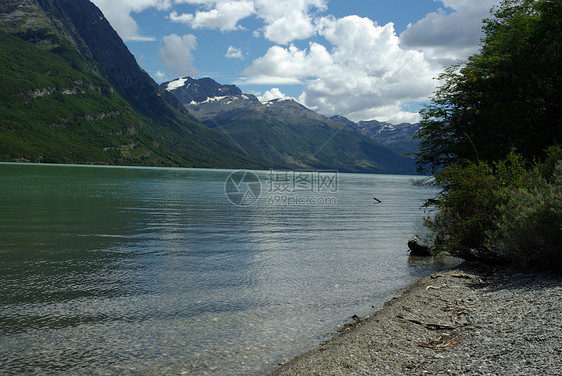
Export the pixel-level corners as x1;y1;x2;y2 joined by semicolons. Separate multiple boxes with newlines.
270;262;562;375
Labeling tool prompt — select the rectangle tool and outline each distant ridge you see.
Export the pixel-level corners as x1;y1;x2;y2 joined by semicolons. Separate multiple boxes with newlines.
163;76;418;174
165;77;243;103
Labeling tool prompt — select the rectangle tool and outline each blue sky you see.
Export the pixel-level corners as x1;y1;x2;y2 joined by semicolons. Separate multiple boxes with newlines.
91;0;499;123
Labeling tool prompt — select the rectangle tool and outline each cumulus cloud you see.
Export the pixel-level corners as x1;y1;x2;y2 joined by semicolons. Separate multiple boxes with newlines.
258;88;295;102
259;10;315;44
253;0;327;44
244;15;440;122
169;0;326;43
169;1;255;31
400;0;500;66
159;34;198;76
242;43;333;83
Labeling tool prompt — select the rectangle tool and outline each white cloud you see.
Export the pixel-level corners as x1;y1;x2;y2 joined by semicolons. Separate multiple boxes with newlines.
91;0;172;41
253;0;327;44
241;0;500;122
244;15;440;122
258;88;294;102
400;0;500;66
159;34;198;76
225;46;244;59
242;43;333;83
169;0;327;43
169;1;255;31
93;0;325;44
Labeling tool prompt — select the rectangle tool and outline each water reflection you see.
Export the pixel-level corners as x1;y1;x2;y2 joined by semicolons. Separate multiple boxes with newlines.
0;164;458;375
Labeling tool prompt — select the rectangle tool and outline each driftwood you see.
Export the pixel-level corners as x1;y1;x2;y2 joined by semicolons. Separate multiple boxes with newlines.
426;284;448;291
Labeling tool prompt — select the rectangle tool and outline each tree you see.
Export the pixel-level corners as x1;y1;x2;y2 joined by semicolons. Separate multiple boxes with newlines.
416;0;562;173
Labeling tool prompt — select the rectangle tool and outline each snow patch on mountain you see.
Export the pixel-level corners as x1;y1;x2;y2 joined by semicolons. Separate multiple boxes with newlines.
166;77;189;91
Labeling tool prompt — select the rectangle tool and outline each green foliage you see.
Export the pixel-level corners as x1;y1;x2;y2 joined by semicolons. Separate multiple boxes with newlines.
425;161;496;255
0;30;144;165
488;161;562;271
416;0;562;173
425;150;530;259
426;146;562;270
537;144;562;181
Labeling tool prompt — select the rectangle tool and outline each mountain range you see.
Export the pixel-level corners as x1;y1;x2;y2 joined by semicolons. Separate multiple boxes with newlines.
163;77;419;173
0;0;419;173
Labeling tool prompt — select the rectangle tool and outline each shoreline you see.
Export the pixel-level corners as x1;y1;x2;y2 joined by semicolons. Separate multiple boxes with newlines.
269;262;562;375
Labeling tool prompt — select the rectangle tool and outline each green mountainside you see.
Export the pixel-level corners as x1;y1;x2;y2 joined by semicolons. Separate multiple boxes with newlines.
205;99;416;174
164;77;417;174
0;0;263;168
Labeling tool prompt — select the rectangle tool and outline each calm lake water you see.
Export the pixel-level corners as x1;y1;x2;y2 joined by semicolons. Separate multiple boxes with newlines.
0;163;457;375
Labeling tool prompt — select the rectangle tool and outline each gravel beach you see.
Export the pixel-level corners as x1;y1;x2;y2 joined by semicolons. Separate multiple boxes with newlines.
270;262;562;375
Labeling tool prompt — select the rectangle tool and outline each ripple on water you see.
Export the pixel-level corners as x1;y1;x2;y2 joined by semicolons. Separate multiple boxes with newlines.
0;165;458;375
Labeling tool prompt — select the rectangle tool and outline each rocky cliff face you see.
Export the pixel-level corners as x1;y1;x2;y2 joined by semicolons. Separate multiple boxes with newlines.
41;0;157;104
1;0;187;114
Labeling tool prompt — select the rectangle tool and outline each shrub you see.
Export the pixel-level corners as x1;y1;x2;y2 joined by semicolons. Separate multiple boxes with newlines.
425;160;497;258
425;145;562;270
425;150;529;261
488;160;562;271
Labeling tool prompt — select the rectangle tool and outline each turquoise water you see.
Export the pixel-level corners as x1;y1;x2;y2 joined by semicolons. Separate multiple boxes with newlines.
0;163;456;375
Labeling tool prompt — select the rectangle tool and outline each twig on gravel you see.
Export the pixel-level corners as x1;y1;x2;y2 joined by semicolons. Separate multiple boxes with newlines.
396;315;457;330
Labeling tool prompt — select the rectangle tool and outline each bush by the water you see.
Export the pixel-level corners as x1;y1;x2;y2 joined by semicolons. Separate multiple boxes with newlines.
416;1;562;271
425;146;562;271
488;151;562;271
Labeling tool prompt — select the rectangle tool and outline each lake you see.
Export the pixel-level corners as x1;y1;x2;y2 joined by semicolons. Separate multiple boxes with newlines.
0;163;457;375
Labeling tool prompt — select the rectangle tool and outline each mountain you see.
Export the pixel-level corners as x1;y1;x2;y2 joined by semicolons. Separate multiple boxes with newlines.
165;77;243;104
331;117;420;157
0;0;263;168
163;77;417;174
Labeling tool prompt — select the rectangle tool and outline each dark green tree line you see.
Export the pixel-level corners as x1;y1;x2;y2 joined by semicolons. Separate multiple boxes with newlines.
416;0;561;173
415;0;562;270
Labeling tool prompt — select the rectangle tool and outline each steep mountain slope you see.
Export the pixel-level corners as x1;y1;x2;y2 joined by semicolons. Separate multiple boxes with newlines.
0;0;263;168
163;77;417;174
